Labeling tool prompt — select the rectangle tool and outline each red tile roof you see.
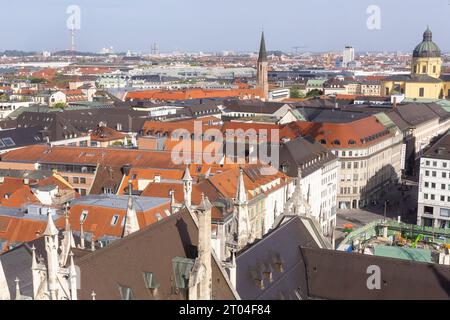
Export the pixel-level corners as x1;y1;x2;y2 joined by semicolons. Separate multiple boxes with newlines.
283;116;392;148
126;88;263;101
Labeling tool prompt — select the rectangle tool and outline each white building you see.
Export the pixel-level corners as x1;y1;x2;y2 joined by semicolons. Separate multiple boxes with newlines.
279;137;339;236
417;134;450;228
343;46;355;67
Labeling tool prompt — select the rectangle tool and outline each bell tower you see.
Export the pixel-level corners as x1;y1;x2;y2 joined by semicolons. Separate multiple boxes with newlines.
256;32;269;100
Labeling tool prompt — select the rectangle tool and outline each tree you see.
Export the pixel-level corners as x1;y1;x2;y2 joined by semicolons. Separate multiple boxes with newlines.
306;89;323;98
53;102;67;109
290;87;304;99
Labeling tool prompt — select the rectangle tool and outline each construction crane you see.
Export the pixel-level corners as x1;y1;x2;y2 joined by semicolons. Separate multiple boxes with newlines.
292;46;308;55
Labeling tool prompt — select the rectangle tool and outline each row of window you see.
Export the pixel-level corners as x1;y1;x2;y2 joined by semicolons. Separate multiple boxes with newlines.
423;182;450;190
424;160;448;168
423;193;450;203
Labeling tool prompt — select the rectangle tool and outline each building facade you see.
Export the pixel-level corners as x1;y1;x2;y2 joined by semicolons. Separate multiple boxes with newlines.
417;134;450;228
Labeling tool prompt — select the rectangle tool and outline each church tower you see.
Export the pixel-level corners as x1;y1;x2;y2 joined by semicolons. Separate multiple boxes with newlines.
256;32;269;100
412;26;442;78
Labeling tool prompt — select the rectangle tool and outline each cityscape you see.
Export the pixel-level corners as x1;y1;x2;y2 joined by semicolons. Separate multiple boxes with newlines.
0;1;449;306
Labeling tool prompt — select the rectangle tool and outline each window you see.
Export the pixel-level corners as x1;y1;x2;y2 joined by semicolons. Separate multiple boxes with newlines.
2;138;15;147
424;193;428;199
425;170;429;176
425;161;430;166
341;162;345;169
440;208;450;217
73;177;79;184
354;162;359;169
444;162;448;168
425;182;429;187
431;183;436;188
432;171;437;177
422;66;427;73
433;65;437;74
419;87;425;97
431;194;435;200
80;189;87;196
111;215;120;226
442;172;447;178
347;162;351;169
424;206;433;214
103;187;112;194
442;184;446;190
80;177;86;184
80;210;88;222
433;161;437;167
441;195;445;201
118;285;134;300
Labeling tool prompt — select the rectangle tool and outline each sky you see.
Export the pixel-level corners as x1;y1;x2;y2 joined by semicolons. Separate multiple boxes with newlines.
1;0;449;53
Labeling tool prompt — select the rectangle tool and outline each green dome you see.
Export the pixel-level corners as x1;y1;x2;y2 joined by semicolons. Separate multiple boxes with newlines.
413;27;441;58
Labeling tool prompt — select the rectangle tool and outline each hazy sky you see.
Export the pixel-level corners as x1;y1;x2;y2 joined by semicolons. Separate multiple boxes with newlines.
1;0;449;53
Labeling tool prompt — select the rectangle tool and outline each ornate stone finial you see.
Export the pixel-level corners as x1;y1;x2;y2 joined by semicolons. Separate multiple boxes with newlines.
15;277;21;300
79;221;85;250
31;244;37;269
91;290;96;300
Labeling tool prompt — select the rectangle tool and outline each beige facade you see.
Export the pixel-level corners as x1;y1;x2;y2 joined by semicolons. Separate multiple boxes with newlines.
335;131;404;210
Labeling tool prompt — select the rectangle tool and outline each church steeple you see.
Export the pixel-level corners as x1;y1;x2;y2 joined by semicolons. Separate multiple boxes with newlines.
258;31;268;63
256;31;269;101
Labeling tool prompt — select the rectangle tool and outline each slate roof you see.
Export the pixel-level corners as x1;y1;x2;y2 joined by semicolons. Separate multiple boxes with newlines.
234;215;320;300
279;137;337;178
74;208;237;300
301;247;450;300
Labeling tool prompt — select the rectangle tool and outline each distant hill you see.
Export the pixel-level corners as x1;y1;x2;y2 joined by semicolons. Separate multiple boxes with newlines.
0;50;38;57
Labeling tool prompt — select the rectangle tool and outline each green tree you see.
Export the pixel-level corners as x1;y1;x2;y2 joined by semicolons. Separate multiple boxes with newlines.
290;87;304;99
306;89;323;98
53;102;67;109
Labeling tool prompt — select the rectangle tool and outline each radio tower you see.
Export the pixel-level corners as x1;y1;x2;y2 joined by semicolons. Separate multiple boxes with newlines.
70;26;76;61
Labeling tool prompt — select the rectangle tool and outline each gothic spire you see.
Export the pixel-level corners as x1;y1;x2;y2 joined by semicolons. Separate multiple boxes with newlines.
235;168;247;205
44;212;58;236
183;165;192;181
123;180;140;237
258;31;268;63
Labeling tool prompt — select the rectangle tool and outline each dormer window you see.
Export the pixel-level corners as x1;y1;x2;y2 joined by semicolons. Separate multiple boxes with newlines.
118;285;134;300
